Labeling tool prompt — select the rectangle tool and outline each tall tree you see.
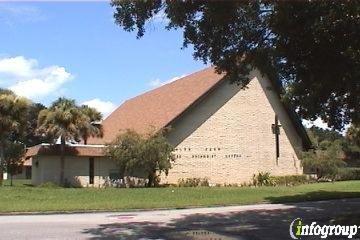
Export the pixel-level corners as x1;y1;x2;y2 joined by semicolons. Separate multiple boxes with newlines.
106;129;175;187
3;141;26;187
302;140;346;180
24;103;50;147
111;1;360;130
79;105;103;145
0;89;29;185
37;98;83;185
11;103;50;147
307;126;343;148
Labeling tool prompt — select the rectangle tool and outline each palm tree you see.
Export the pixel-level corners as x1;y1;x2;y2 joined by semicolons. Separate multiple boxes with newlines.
37;98;83;185
0;89;29;185
79;105;103;145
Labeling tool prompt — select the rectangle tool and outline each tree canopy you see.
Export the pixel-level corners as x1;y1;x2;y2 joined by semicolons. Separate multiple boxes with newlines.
106;129;175;187
79;105;103;145
37;98;103;145
0;89;29;185
0;90;29;141
0;89;50;148
111;0;360;130
2;141;26;186
306;126;360;168
37;98;84;144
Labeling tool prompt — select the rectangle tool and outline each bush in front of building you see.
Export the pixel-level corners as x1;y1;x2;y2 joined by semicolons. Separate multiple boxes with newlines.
176;174;313;188
177;177;210;187
270;175;313;186
252;172;314;187
252;172;275;186
336;168;360;181
105;129;175;187
103;176;149;188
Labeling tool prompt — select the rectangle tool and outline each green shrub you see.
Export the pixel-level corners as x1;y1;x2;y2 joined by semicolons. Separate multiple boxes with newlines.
336;168;360;181
199;178;210;187
253;173;313;187
178;178;209;187
252;172;275;186
270;175;312;186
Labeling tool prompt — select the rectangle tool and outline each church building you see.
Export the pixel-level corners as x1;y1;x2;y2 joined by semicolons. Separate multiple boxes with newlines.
26;67;311;187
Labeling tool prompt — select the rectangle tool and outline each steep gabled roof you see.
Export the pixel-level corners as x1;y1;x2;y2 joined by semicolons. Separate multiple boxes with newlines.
88;67;225;144
88;66;311;150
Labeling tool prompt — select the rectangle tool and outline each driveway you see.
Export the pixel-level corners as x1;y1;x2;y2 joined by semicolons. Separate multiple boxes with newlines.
0;198;359;240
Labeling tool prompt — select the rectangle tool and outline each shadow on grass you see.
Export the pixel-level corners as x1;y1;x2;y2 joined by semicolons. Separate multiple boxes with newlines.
82;191;360;240
266;190;360;204
1;180;32;187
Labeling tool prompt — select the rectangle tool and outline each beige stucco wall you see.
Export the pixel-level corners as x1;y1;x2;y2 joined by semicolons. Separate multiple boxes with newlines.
4;167;30;180
31;156;118;187
163;70;304;185
31;70;306;187
12;166;31;180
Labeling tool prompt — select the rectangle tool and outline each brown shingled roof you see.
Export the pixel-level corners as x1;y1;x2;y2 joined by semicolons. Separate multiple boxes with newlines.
26;144;105;158
88;67;225;144
23;158;32;166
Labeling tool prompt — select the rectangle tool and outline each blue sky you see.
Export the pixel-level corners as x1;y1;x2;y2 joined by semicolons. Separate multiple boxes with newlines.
0;2;206;116
0;1;332;130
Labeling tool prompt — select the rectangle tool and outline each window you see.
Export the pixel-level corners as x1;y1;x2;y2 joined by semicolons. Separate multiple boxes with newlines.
109;170;121;180
25;167;31;179
89;157;94;184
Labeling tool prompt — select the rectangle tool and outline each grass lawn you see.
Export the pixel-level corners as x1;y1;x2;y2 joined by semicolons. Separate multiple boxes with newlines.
0;180;360;213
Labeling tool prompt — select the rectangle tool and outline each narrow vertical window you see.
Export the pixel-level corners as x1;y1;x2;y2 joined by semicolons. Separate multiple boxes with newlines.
89;157;94;184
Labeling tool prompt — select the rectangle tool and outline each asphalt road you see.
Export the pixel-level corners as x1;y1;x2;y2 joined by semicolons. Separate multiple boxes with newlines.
0;198;359;240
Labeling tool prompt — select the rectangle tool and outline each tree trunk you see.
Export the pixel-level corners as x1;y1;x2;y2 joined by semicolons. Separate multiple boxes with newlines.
147;171;156;187
60;136;65;186
147;174;153;187
0;142;4;186
10;172;13;187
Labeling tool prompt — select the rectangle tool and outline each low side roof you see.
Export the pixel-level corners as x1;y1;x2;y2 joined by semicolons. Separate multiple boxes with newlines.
88;67;225;144
26;144;105;158
23;158;32;166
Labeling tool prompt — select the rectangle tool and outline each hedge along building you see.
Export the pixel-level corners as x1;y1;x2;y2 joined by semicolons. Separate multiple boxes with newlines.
26;67;311;187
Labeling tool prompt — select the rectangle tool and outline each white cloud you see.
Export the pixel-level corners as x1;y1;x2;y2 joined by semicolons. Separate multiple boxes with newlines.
302;118;331;130
82;98;117;118
302;118;350;135
0;56;73;100
0;56;35;77
148;74;187;88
